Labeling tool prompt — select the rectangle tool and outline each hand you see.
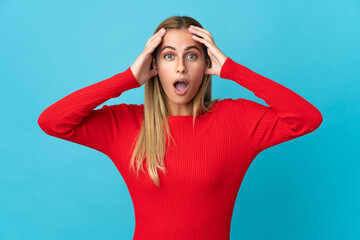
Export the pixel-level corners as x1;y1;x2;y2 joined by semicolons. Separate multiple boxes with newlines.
188;25;228;77
130;28;167;85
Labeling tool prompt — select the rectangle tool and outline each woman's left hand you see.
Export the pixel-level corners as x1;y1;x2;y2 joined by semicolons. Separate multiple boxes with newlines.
188;25;228;77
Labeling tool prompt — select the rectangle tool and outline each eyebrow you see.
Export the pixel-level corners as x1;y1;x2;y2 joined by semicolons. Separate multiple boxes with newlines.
160;45;201;53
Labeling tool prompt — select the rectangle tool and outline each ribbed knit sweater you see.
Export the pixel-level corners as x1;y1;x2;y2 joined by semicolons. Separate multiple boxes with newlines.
38;57;323;240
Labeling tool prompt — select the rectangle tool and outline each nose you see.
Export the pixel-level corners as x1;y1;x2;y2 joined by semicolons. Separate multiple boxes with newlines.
176;58;186;74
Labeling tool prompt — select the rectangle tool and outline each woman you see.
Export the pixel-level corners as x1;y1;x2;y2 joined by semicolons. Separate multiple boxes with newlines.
38;16;322;240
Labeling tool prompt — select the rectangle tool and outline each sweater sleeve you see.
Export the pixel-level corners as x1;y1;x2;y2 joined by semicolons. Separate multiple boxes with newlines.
220;57;323;155
37;67;141;155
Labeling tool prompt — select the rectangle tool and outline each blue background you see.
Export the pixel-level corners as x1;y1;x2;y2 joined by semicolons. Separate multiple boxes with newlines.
1;0;359;239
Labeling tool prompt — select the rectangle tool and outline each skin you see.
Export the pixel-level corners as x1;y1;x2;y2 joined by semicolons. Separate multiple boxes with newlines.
152;26;228;116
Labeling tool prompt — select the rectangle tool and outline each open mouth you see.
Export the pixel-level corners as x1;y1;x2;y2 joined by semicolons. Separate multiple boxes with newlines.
173;80;189;95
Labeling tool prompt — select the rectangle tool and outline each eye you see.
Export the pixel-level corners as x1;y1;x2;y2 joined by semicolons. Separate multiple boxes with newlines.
164;54;173;59
163;53;198;60
188;53;197;60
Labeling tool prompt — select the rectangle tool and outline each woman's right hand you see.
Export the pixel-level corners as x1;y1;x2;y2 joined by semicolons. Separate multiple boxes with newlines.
130;28;167;86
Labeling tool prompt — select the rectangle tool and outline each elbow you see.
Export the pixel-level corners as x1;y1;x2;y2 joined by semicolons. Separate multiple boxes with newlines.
288;109;323;137
304;109;323;134
38;111;75;136
311;108;323;131
37;112;50;134
38;111;58;135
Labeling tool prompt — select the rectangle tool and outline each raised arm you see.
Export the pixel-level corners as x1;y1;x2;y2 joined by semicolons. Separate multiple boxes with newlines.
220;57;323;154
38;27;169;156
37;67;141;155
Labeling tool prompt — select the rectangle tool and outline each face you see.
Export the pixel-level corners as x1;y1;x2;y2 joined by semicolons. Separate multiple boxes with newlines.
153;28;208;116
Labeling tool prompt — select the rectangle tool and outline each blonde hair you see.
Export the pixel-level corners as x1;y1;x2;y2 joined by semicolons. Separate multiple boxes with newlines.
129;16;220;186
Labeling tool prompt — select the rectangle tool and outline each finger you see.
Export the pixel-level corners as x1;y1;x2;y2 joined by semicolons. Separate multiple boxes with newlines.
146;30;167;54
191;34;212;49
188;26;213;41
150;29;166;46
188;28;211;42
147;28;167;44
189;25;210;35
146;35;164;54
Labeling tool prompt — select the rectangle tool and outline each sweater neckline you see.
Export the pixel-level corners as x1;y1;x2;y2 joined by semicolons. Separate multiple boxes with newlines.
139;101;220;122
167;115;194;121
167;100;219;121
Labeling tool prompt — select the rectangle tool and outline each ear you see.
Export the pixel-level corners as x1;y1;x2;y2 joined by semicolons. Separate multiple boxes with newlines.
152;57;157;69
205;58;211;69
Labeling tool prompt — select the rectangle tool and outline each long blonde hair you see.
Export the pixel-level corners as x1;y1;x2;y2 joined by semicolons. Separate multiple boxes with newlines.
129;16;220;186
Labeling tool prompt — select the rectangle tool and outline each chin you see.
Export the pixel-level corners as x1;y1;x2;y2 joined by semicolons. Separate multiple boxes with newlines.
169;94;194;104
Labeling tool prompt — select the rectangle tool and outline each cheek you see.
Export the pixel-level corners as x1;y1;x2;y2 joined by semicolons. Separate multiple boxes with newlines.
156;61;170;76
157;70;173;90
190;64;205;80
157;69;169;83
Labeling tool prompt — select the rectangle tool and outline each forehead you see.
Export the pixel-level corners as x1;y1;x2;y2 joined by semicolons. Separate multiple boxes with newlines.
159;29;203;51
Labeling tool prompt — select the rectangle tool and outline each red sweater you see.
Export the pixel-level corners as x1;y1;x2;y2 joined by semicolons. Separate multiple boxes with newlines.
38;57;322;240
